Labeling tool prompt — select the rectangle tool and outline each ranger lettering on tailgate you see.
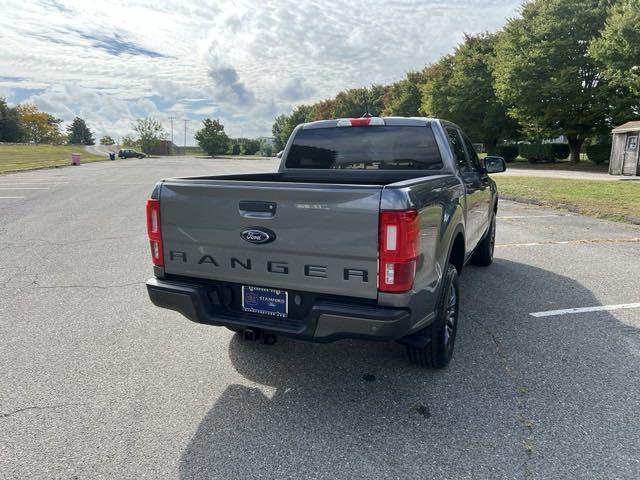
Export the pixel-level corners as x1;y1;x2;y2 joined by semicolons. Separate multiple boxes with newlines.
168;250;369;282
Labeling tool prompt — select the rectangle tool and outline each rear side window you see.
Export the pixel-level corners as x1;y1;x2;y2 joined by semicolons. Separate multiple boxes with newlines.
285;126;443;170
461;133;482;172
446;127;469;172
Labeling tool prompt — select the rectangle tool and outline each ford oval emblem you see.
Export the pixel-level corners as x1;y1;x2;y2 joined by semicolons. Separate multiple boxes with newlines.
240;227;276;244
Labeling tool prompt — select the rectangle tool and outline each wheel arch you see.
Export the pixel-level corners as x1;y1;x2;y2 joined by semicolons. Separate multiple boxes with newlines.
448;229;465;275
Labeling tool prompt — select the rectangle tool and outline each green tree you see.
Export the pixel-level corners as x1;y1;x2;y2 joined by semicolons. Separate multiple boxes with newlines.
240;138;261;155
66;116;95;145
260;142;273;157
16;104;64;144
230;142;241;155
493;0;615;162
133;117;167;154
271;114;288;151
0;97;24;142
194;118;230;157
382;78;421;117
590;0;640;117
310;98;337;121
333;86;385;118
419;58;455;119
421;33;519;148
279;104;313;149
120;134;138;147
99;135;115;145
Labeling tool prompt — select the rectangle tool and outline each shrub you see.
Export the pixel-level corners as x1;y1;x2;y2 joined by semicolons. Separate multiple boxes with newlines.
488;145;519;162
551;143;570;160
518;143;570;163
586;144;611;164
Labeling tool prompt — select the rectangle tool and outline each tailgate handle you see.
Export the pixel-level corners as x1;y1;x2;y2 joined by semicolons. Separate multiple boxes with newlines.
239;201;277;218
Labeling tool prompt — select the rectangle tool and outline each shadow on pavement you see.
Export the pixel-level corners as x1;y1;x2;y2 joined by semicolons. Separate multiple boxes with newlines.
179;259;639;479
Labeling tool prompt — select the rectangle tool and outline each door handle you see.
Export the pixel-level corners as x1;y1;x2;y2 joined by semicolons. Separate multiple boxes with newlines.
239;201;277;218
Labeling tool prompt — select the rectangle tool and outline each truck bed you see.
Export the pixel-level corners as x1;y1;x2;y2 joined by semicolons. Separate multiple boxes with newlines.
180;170;444;186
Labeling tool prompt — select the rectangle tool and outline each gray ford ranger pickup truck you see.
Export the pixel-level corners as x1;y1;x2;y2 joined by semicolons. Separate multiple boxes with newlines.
146;117;506;368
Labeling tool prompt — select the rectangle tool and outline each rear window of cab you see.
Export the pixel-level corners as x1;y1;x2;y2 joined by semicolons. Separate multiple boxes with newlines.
285;126;443;170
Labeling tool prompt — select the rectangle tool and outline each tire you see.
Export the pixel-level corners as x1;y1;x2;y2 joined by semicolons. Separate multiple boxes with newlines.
406;263;459;369
470;213;495;266
137;155;144;159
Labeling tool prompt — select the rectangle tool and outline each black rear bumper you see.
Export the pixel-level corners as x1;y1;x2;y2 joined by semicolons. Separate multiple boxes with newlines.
146;278;413;343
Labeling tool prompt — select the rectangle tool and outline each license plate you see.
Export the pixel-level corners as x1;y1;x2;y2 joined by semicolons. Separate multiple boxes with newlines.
242;286;288;318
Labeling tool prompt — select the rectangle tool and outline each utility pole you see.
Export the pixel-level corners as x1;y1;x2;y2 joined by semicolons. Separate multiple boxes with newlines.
168;116;175;155
183;119;190;156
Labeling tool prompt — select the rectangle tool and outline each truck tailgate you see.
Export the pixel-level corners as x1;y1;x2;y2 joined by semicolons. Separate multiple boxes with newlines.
160;179;382;299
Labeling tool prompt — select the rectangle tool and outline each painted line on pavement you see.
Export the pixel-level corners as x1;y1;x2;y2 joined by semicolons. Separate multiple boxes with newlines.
496;237;640;248
530;303;640;318
0;187;49;190
498;214;565;219
0;179;67;182
0;196;26;199
0;182;67;185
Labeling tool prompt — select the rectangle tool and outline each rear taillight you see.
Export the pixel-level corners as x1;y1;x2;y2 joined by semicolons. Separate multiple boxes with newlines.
378;210;420;293
146;199;163;266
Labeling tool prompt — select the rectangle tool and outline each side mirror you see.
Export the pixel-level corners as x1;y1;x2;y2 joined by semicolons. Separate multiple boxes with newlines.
483;156;506;174
276;150;283;158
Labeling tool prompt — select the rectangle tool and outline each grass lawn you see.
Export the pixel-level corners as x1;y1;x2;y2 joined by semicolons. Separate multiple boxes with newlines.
179;146;206;156
479;152;609;172
506;158;609;172
494;176;640;224
0;144;107;174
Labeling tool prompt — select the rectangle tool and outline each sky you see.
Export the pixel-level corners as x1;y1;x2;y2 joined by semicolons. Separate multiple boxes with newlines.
0;0;521;145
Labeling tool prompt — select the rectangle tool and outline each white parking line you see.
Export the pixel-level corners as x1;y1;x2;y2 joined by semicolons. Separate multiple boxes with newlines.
0;196;25;199
498;214;565;219
0;187;49;190
530;303;640;317
497;237;640;247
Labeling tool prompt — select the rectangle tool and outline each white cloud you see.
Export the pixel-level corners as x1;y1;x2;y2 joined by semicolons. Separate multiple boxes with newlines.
0;0;521;142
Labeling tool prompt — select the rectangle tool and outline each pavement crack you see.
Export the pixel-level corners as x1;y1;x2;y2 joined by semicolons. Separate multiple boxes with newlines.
0;273;144;291
0;402;85;419
0;264;29;289
469;315;536;479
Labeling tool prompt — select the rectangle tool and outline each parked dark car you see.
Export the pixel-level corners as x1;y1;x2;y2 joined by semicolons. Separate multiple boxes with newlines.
118;149;146;159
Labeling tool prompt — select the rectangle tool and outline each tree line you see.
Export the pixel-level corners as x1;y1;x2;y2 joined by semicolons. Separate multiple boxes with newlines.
194;118;274;157
271;0;640;162
0;101;178;152
0;99;98;146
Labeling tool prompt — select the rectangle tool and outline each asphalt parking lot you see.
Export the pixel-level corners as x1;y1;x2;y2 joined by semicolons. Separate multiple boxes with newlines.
1;156;639;479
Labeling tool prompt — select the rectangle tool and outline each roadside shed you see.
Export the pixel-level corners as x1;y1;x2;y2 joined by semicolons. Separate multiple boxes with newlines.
609;121;640;176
